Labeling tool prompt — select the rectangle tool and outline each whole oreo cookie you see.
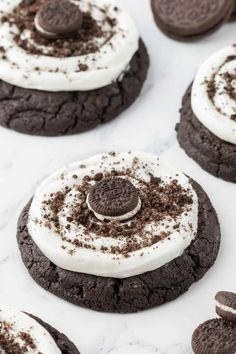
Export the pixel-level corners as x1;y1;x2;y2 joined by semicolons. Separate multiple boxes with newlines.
151;0;234;40
192;318;236;354
35;0;83;39
215;291;236;323
87;177;140;219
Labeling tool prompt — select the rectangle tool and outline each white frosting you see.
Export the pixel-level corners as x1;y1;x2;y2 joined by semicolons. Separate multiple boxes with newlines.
0;305;61;353
0;0;139;91
86;193;142;221
216;300;236;315
28;152;198;279
192;45;236;145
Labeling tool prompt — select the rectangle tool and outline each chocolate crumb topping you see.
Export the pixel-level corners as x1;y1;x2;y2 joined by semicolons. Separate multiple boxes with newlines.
36;167;194;257
205;54;236;121
0;320;37;354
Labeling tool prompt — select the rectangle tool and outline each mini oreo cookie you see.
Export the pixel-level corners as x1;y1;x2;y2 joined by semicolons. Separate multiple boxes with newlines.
35;0;83;39
215;291;236;323
151;0;234;41
192;318;236;354
87;177;140;219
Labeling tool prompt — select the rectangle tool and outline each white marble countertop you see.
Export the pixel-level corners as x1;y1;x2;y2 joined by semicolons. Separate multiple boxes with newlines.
0;1;236;353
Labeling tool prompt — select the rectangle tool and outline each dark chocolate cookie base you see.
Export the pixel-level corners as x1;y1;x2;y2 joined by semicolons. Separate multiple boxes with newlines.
0;39;149;136
151;0;234;41
176;85;236;183
29;314;80;353
17;179;220;313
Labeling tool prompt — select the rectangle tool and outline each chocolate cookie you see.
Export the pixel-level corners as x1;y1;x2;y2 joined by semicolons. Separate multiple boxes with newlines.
35;0;83;39
176;85;236;183
17;179;220;313
0;0;149;136
0;39;149;136
192;318;236;354
215;291;236;323
151;0;234;41
29;315;80;354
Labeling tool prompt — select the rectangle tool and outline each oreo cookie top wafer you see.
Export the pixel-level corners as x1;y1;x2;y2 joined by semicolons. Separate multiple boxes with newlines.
151;0;234;40
215;291;236;323
192;318;236;354
35;0;83;39
27;152;198;279
87;177;141;221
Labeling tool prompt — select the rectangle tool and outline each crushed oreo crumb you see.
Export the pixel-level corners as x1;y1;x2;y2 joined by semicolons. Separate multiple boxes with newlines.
0;320;38;354
205;54;236;121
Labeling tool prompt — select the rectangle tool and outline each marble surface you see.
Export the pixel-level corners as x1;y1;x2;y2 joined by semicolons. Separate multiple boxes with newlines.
0;1;236;353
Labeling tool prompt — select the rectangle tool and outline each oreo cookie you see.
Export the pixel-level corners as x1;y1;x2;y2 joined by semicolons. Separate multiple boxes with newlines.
35;0;83;39
87;177;140;220
192;318;236;354
215;291;236;324
151;0;234;41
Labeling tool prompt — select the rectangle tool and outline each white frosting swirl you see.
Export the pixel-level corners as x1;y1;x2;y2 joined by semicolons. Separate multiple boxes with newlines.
28;152;198;279
0;0;139;91
192;45;236;145
0;305;61;354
